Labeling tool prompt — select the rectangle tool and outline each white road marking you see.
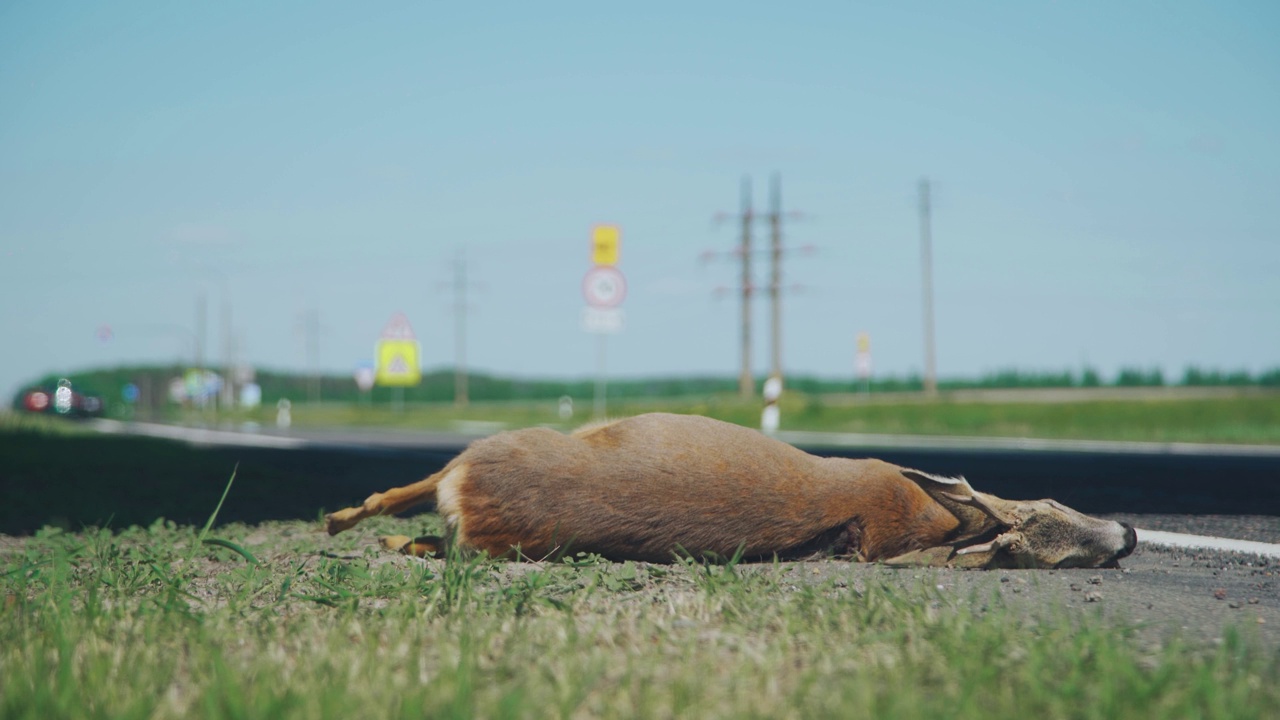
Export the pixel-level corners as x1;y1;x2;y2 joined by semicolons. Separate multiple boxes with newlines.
777;430;1280;457
1137;528;1280;559
90;419;308;449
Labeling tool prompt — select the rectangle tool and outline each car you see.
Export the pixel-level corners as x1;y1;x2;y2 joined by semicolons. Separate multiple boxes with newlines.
18;379;106;418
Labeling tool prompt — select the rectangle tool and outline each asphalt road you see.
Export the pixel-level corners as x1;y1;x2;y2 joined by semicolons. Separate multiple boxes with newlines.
94;419;1280;517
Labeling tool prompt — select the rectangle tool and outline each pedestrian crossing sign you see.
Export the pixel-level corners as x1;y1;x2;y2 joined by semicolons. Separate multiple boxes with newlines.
375;339;421;386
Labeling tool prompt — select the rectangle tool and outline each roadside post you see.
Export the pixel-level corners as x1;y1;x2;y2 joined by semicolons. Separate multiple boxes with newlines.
582;225;625;419
354;362;375;407
761;375;782;434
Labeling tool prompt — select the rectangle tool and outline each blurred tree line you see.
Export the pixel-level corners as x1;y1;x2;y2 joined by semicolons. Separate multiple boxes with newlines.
11;363;1280;417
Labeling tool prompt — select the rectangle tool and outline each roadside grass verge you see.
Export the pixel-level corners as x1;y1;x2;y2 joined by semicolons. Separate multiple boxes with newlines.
3;516;1277;719
224;393;1280;445
781;395;1280;445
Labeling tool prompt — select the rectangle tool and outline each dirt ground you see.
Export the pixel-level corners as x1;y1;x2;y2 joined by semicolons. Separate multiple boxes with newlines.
341;512;1280;649
758;513;1280;648
5;513;1276;650
766;541;1278;649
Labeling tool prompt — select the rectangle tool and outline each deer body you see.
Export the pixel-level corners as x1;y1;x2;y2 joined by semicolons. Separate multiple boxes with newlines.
325;413;1137;568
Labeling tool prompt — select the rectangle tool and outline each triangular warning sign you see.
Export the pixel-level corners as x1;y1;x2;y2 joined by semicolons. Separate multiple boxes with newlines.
380;312;416;340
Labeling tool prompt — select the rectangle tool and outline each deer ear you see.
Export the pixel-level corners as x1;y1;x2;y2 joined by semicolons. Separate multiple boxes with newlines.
900;469;1004;543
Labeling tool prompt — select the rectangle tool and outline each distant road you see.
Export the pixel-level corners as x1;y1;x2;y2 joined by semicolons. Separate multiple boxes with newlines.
91;418;1280;457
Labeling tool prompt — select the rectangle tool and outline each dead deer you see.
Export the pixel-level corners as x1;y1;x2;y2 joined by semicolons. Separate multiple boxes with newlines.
324;413;1137;568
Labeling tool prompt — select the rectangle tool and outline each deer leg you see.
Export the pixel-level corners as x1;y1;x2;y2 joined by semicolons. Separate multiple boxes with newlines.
380;535;445;558
324;466;453;535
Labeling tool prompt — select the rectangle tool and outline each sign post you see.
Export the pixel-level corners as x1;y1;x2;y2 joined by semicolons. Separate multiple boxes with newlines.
583;226;624;418
354;362;375;406
855;332;872;397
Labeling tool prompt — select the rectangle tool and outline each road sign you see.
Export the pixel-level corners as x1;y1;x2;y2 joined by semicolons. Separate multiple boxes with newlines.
354;362;376;392
375;340;421;386
591;225;620;266
375;312;421;386
855;332;872;379
583;266;626;308
380;312;417;340
582;307;624;334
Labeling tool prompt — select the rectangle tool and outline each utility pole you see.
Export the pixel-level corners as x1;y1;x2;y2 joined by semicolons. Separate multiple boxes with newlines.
738;176;755;398
221;299;234;410
298;308;322;403
919;177;938;396
309;309;321;403
440;248;481;408
707;175;811;399
767;172;783;382
195;292;206;371
453;250;469;408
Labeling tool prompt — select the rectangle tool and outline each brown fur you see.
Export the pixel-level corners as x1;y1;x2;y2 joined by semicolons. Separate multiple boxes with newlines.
324;413;1136;568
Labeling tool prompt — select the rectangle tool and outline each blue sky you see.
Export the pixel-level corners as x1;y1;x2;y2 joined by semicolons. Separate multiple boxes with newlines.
2;1;1278;399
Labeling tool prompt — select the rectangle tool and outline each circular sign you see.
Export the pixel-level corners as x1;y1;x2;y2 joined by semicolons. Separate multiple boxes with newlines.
354;363;376;392
583;267;627;308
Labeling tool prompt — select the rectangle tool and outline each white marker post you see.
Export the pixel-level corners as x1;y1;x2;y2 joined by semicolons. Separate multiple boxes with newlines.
761;375;782;434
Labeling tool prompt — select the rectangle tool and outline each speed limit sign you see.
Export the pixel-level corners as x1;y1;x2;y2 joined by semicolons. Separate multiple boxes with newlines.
583;266;626;308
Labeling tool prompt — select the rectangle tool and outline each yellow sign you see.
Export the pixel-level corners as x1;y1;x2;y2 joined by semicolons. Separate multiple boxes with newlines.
375;340;421;386
856;332;871;353
591;225;620;266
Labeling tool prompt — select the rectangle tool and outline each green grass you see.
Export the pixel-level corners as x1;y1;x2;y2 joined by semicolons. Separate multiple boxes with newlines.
3;514;1278;719
782;395;1280;444
236;392;1280;445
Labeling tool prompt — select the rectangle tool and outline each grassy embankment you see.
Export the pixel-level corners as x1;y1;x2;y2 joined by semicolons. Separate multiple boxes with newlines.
257;391;1280;445
3;512;1277;719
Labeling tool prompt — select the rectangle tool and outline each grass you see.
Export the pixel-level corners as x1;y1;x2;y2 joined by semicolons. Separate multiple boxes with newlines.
782;395;1280;444
3;399;1279;716
224;391;1280;445
2;511;1278;719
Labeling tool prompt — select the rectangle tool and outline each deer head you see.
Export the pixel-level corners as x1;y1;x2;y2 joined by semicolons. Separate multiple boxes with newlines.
887;470;1138;569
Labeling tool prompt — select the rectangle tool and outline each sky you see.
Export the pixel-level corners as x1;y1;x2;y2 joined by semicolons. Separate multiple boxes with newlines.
2;1;1278;400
